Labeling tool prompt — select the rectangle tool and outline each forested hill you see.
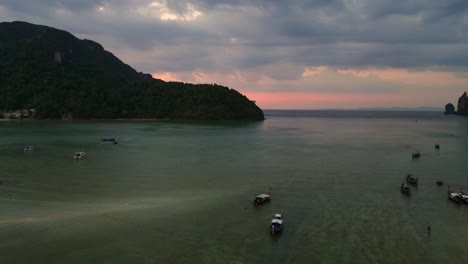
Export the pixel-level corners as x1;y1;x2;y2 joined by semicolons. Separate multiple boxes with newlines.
0;21;264;120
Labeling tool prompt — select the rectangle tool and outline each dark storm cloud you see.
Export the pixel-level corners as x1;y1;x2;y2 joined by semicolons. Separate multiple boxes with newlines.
1;0;468;73
0;0;105;14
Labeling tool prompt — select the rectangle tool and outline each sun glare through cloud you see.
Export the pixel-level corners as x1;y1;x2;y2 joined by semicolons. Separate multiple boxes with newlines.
147;1;203;21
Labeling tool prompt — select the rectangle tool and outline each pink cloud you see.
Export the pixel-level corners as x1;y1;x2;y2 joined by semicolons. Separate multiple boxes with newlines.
337;68;468;88
243;92;406;109
152;67;467;109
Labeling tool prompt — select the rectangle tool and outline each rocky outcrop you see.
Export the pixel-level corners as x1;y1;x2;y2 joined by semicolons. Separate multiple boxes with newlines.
457;92;468;116
444;103;456;115
446;92;468;116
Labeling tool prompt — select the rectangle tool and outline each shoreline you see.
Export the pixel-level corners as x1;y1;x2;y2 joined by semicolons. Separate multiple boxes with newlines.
0;118;169;122
0;118;263;122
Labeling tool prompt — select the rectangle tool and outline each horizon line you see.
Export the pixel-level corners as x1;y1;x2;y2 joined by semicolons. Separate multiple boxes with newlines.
263;107;444;111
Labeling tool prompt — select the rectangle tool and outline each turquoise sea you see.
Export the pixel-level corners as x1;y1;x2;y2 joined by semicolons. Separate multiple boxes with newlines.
1;110;467;263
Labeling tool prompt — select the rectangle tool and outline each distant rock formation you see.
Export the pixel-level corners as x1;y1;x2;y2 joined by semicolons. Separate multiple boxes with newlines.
444;103;456;115
446;91;468;116
457;92;468;116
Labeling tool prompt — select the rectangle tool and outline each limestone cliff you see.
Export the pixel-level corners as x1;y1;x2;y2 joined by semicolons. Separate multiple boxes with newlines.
457;92;468;116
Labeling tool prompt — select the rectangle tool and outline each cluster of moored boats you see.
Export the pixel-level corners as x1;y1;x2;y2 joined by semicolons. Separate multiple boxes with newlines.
400;146;426;193
402;144;468;205
251;189;284;235
400;174;418;194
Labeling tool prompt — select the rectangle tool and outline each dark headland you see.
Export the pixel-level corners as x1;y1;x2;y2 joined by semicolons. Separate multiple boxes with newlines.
445;91;468;116
0;21;264;120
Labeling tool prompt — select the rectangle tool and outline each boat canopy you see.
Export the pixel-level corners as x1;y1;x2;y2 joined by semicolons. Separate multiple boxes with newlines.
256;194;270;199
271;219;283;224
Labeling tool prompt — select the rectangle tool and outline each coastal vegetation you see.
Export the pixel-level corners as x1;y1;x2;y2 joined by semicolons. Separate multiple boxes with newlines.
0;21;264;120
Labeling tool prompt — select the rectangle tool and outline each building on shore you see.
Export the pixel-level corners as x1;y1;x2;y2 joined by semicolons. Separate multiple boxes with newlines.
1;109;36;119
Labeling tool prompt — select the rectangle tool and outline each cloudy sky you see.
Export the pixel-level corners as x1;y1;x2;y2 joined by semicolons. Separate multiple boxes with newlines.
1;0;468;109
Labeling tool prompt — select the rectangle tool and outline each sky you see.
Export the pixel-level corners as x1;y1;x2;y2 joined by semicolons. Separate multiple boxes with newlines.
1;0;468;109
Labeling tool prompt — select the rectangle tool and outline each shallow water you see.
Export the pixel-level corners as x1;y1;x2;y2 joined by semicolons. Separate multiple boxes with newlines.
1;111;467;263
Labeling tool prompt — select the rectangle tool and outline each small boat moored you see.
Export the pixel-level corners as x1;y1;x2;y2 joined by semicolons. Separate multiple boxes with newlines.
412;152;421;158
458;191;468;204
406;174;418;184
435;144;440;149
271;214;283;234
74;152;86;160
102;138;117;142
436;181;444;186
253;193;271;206
253;188;272;206
23;146;33;152
448;191;463;203
401;183;410;194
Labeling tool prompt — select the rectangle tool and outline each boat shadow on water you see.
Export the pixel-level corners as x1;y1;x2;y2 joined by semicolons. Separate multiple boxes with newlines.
269;232;284;243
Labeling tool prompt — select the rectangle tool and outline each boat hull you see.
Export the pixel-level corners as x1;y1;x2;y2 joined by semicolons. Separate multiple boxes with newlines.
271;226;283;235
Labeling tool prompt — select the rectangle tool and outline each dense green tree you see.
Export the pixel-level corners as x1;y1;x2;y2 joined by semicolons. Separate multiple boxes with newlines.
0;21;264;120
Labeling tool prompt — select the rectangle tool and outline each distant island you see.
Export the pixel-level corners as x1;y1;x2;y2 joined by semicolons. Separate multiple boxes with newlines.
355;107;443;111
445;91;468;116
0;21;264;120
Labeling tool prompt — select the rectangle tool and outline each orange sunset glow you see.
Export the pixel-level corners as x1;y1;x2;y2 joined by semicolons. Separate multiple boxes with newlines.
152;67;468;109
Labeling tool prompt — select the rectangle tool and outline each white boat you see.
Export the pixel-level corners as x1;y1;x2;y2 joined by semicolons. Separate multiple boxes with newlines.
253;193;270;206
448;191;463;203
448;189;468;204
271;214;283;234
23;146;33;152
74;152;86;160
459;192;468;204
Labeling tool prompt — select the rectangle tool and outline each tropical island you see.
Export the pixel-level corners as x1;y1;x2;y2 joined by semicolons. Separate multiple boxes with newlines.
0;21;264;120
445;91;468;116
